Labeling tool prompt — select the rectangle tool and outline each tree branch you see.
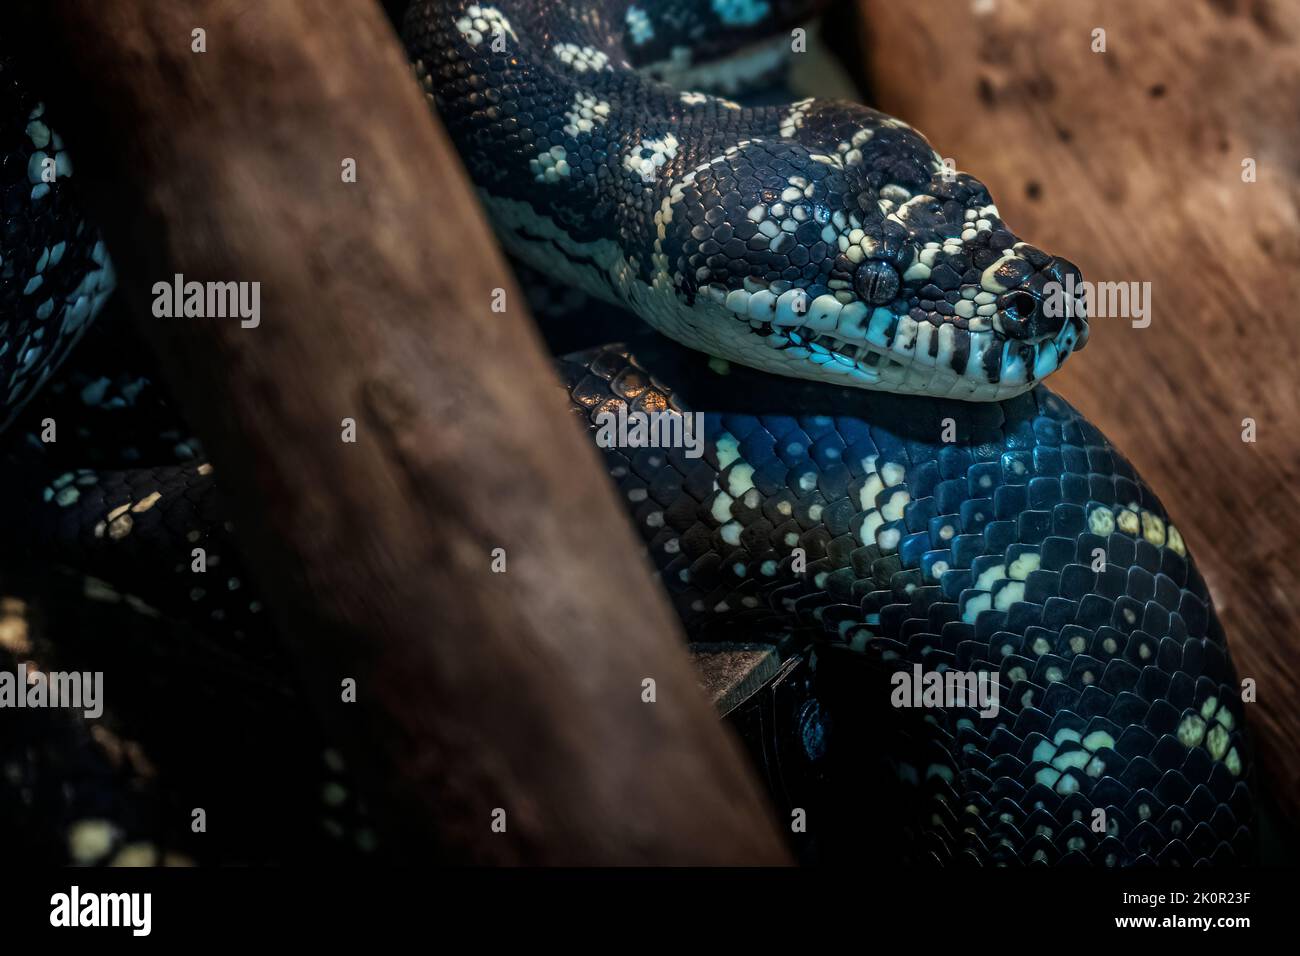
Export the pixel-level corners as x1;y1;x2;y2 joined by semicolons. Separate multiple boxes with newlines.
30;0;789;864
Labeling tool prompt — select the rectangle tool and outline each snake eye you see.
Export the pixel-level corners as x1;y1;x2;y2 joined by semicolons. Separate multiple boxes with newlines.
854;259;900;305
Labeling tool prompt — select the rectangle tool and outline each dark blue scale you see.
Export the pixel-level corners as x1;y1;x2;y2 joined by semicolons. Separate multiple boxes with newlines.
561;333;1254;865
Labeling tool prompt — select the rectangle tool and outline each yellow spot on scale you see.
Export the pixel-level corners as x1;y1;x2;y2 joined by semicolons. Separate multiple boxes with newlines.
1088;506;1115;536
1206;724;1230;760
1140;510;1165;547
1008;553;1040;580
1226;746;1242;776
131;492;162;514
1116;509;1140;536
1166;525;1186;556
1177;713;1207;748
68;819;117;864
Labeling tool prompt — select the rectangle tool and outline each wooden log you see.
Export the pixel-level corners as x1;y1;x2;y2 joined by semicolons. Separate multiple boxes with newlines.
27;0;790;864
858;0;1300;827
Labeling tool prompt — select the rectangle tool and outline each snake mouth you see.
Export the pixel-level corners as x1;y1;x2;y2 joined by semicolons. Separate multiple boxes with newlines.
747;319;1080;395
715;281;1087;397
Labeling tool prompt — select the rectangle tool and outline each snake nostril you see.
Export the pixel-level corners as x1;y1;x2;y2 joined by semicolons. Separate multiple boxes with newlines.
997;290;1038;338
1008;290;1036;318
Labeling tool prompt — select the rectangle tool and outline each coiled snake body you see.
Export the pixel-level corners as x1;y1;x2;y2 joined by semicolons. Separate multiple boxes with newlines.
0;1;1254;865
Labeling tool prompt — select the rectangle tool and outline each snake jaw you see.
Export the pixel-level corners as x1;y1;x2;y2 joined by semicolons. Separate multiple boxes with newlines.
700;278;1073;400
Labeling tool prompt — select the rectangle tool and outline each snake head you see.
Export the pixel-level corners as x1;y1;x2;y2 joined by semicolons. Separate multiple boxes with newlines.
659;135;1088;400
817;161;1092;399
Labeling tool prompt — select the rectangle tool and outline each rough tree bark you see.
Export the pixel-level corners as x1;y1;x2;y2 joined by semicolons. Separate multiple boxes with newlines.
858;0;1300;827
29;0;790;864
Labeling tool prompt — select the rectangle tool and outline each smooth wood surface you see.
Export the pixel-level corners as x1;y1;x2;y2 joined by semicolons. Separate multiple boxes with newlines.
31;0;790;864
858;0;1300;824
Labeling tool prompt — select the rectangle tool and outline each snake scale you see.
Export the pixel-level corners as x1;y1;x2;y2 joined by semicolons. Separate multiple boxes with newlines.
0;0;1254;865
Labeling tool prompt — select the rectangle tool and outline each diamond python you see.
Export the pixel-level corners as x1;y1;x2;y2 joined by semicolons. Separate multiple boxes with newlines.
0;2;1253;864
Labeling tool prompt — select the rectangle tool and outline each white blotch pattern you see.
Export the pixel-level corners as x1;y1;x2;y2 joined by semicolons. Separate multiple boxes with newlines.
530;145;571;183
454;5;517;46
554;42;611;73
624;133;679;183
855;458;908;550
1092;503;1185;556
780;98;815;138
563;93;611;138
625;5;654;45
835;127;876;166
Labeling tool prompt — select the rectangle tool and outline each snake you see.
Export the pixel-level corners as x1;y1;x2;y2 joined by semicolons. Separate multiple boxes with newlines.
0;0;1254;866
